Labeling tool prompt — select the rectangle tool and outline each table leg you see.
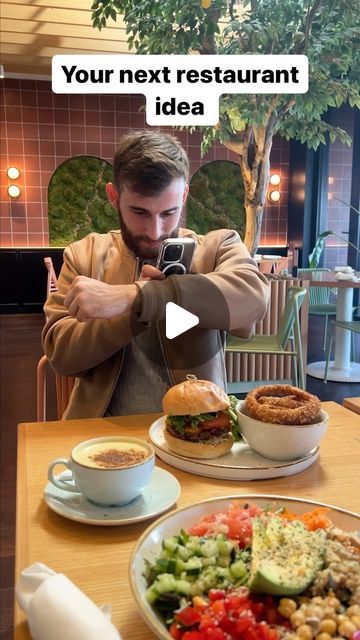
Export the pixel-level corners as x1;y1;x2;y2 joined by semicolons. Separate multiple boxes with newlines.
333;287;352;369
306;285;360;382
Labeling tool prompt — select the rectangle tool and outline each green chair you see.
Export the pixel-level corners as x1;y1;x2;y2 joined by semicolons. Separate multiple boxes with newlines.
324;320;360;383
297;268;337;350
226;286;307;389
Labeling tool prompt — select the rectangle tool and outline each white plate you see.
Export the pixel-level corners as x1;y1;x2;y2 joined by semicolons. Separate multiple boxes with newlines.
43;466;181;526
334;266;354;273
262;254;283;260
130;494;360;640
149;417;319;480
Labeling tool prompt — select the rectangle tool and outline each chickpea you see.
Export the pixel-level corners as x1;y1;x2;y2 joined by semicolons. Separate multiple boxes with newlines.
322;607;337;620
279;598;298;618
319;619;337;636
291;611;307;628
338;620;356;638
312;597;326;606
326;597;340;610
336;615;348;626
350;615;360;629
297;624;314;640
315;633;332;640
347;606;360;618
307;605;325;620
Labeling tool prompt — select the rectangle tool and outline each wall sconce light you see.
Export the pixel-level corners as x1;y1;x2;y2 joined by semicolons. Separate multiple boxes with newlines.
0;64;4;79
268;190;281;202
7;166;20;180
269;173;281;186
8;184;21;198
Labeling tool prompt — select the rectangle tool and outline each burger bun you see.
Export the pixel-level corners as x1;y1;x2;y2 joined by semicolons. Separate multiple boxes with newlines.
162;378;230;416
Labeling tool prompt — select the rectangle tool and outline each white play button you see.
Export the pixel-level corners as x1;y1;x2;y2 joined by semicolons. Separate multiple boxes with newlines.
165;302;199;339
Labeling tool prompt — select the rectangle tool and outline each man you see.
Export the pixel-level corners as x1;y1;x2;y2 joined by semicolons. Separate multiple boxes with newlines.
43;130;269;419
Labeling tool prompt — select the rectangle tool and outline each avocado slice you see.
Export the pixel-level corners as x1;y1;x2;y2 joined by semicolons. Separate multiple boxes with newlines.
248;515;326;596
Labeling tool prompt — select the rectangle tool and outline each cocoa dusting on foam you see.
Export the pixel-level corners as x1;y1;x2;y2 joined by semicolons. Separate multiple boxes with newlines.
90;447;147;468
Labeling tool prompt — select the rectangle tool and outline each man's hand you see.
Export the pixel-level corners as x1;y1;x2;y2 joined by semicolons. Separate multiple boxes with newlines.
64;276;138;321
139;264;165;281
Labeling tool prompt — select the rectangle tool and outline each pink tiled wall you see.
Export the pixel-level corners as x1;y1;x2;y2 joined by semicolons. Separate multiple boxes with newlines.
0;78;288;248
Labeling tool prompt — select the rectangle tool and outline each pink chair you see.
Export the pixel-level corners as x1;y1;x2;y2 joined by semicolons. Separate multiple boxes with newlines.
44;257;58;297
37;354;75;421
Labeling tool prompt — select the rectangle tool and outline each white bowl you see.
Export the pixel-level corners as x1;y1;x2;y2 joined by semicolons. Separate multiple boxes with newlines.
236;401;329;461
129;495;359;640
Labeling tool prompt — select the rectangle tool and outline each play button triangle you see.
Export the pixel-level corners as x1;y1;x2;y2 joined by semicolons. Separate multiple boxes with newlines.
165;302;199;339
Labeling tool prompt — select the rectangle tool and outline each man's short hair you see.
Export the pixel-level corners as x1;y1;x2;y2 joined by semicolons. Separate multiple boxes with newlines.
113;130;189;195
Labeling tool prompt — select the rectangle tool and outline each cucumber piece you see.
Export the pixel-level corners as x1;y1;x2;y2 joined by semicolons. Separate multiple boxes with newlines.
230;559;247;579
177;545;191;561
218;555;231;568
145;584;159;604
184;558;202;576
176;579;192;596
201;539;218;557
155;573;178;594
163;536;179;554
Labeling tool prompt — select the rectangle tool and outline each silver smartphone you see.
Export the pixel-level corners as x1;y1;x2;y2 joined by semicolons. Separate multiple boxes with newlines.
156;238;195;277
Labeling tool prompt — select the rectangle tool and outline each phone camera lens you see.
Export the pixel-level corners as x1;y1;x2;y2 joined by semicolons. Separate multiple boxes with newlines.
164;244;183;262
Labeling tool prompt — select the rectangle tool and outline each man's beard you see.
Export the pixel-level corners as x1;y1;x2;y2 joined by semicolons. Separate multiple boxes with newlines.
118;208;179;259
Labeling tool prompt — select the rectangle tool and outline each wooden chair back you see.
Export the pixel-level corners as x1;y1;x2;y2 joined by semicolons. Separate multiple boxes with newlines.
37;354;75;421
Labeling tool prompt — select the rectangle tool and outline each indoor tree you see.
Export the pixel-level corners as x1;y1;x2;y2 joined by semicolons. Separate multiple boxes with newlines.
91;0;360;255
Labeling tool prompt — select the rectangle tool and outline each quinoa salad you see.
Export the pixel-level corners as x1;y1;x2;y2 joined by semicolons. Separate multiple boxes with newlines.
143;502;360;640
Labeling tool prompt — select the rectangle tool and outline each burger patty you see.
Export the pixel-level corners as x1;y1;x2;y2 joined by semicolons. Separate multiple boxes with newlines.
166;424;230;442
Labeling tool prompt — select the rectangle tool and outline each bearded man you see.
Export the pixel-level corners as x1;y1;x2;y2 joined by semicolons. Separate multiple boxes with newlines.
42;130;269;419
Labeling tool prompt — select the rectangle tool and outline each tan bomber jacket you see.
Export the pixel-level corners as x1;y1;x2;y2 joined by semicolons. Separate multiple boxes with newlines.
42;228;270;419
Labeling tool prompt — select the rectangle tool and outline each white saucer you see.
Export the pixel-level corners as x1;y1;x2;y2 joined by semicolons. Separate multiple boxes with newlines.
149;417;319;481
43;467;181;526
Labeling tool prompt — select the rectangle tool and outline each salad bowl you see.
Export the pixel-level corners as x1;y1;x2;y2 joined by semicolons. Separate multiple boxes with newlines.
129;494;359;640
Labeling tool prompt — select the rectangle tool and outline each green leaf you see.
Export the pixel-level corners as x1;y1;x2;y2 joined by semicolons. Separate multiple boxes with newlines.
308;231;335;268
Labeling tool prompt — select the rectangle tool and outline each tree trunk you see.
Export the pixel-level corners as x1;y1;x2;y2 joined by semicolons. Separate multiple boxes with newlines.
224;128;272;257
243;202;265;256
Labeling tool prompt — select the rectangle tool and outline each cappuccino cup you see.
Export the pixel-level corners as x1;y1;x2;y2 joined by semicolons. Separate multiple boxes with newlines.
48;436;155;506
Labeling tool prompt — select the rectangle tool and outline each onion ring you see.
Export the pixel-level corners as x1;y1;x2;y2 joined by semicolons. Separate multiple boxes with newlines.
244;384;322;425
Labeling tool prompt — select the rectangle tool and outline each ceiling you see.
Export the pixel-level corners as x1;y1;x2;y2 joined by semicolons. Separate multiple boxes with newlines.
0;0;131;78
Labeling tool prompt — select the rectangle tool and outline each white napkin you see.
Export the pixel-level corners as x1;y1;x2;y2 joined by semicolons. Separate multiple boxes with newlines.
16;562;121;640
334;265;354;273
335;271;360;282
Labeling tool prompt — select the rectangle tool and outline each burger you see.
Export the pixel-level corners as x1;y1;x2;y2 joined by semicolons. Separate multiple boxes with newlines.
162;376;235;459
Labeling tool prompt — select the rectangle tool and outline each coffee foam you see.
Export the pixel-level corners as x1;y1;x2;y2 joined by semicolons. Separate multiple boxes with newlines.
74;441;150;469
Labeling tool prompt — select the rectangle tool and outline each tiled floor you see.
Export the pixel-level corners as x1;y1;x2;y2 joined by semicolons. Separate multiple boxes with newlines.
0;313;359;639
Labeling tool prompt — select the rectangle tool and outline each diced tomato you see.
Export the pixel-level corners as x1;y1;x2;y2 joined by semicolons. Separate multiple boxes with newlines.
249;600;265;618
235;616;254;634
170;622;183;639
182;632;204;640
268;628;279;640
188;502;262;545
244;626;262;640
176;606;202;627
264;607;279;625
171;590;281;640
208;589;227;601
203;628;227;640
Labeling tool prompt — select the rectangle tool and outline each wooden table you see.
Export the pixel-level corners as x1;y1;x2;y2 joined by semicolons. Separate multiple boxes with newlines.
300;271;360;382
343;396;360;415
15;404;360;639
